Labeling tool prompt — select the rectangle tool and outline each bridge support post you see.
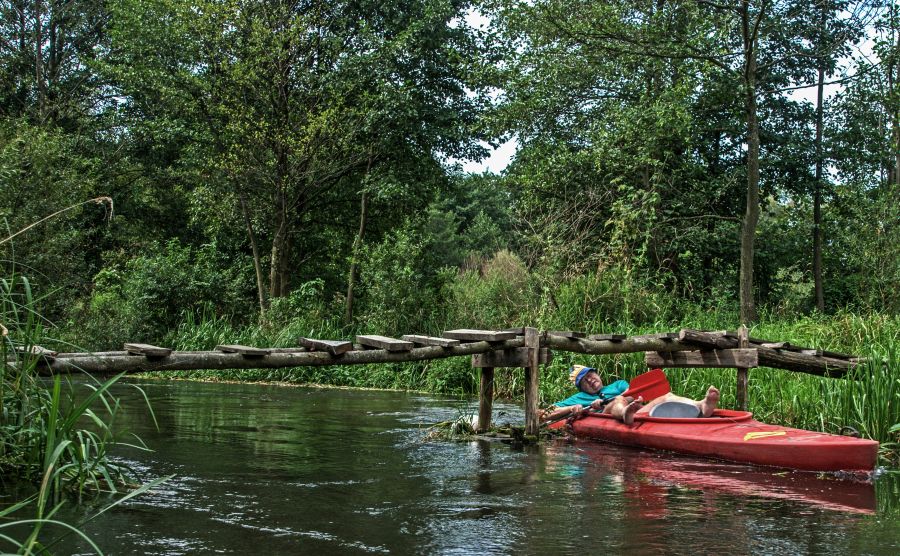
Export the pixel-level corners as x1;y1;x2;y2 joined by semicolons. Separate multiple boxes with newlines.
477;367;494;433
524;327;541;436
736;325;750;411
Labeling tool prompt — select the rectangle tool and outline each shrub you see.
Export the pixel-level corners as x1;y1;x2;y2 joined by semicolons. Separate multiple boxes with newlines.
76;239;254;349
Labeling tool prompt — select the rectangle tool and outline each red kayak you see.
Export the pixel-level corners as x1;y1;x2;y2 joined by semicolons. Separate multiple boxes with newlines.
551;409;879;473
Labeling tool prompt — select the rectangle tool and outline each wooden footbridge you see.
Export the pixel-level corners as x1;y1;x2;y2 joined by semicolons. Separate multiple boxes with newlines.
24;327;861;436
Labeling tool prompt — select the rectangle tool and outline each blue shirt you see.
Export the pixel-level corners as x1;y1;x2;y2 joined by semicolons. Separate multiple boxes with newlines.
554;379;629;408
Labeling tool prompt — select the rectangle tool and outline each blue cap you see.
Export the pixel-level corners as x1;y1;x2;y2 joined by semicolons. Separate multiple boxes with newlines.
570;365;597;392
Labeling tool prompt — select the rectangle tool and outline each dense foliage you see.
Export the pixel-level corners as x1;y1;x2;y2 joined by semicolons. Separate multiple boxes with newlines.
0;1;895;344
0;0;897;410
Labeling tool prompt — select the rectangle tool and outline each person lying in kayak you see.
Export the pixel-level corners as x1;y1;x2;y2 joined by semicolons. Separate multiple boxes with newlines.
540;365;720;425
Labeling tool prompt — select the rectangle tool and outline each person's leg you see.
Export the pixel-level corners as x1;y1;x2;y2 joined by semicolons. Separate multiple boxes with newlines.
603;396;643;425
637;386;720;418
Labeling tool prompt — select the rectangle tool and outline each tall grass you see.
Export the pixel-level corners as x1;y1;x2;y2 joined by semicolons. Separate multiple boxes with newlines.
144;262;900;464
1;274;162;552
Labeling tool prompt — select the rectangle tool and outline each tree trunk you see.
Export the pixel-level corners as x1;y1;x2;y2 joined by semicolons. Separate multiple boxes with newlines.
891;63;899;187
344;153;374;323
35;0;45;117
345;189;367;323
269;196;290;298
240;193;267;314
891;4;899;186
739;0;762;325
813;63;825;312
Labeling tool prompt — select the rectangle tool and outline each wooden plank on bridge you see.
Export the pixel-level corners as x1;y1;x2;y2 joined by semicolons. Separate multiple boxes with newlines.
16;345;58;358
684;330;839;359
216;344;271;356
356;335;413;352
298;337;353;356
762;341;823;356
547;330;585;339
401;335;460;348
635;332;678;341
646;348;758;369
587;333;626;341
472;347;552;368
501;327;525;335
124;343;172;357
443;329;517;342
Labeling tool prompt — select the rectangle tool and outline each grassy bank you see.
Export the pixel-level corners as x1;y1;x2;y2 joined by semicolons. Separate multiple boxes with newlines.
48;257;899;465
149;307;900;465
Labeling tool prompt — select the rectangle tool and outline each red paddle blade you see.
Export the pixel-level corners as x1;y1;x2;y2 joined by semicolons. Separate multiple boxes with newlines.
622;368;670;401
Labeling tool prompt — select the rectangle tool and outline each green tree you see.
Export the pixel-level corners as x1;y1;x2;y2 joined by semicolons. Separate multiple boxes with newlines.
106;0;487;318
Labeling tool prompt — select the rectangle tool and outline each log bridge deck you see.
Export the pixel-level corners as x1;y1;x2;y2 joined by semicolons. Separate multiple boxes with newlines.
20;328;861;436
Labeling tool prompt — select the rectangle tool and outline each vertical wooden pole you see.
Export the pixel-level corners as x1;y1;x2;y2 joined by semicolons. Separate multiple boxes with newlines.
524;327;541;436
736;325;750;411
477;367;494;433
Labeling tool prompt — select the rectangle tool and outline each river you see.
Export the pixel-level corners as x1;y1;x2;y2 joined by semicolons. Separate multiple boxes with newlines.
29;380;900;554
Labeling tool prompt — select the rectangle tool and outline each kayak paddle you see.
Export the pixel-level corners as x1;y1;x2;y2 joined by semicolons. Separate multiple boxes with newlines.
622;368;670;401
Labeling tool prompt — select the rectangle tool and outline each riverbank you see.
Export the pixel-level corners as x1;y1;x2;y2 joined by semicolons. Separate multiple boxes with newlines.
141;311;900;466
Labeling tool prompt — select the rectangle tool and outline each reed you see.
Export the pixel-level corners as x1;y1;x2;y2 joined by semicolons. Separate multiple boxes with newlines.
156;283;900;463
1;274;163;552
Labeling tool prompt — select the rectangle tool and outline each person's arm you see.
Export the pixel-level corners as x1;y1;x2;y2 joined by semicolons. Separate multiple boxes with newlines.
541;405;583;422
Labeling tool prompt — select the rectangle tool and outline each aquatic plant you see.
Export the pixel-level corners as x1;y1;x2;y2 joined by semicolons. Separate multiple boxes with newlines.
1;274;163;551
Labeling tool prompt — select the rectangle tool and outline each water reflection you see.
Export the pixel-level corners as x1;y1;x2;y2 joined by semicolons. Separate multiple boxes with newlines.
18;380;900;555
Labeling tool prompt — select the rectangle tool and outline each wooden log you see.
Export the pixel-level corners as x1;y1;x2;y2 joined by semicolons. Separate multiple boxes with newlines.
524;327;541;436
124;343;172;357
678;329;734;349
443;329;517;342
216;345;271;356
820;349;855;360
42;338;527;375
472;347;552;368
754;347;855;377
544;335;699;355
736;325;750;411
401;335;460;348
478;367;494;433
298;337;353;356
646;348;758;369
58;348;307;359
356;335;414;351
56;351;131;358
587;334;626;341
542;334;856;376
546;330;585;339
694;333;820;354
501;327;525;335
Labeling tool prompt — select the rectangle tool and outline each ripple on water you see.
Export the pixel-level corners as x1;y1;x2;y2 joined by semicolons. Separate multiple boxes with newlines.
33;381;900;556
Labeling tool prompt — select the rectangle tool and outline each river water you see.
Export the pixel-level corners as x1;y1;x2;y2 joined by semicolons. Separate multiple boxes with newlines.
33;381;900;554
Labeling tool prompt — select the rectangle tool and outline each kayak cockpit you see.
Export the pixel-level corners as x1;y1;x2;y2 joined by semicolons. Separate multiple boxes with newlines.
585;408;754;424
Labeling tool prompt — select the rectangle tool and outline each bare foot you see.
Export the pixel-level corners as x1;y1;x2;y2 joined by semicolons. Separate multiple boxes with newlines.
622;399;643;425
698;386;720;417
